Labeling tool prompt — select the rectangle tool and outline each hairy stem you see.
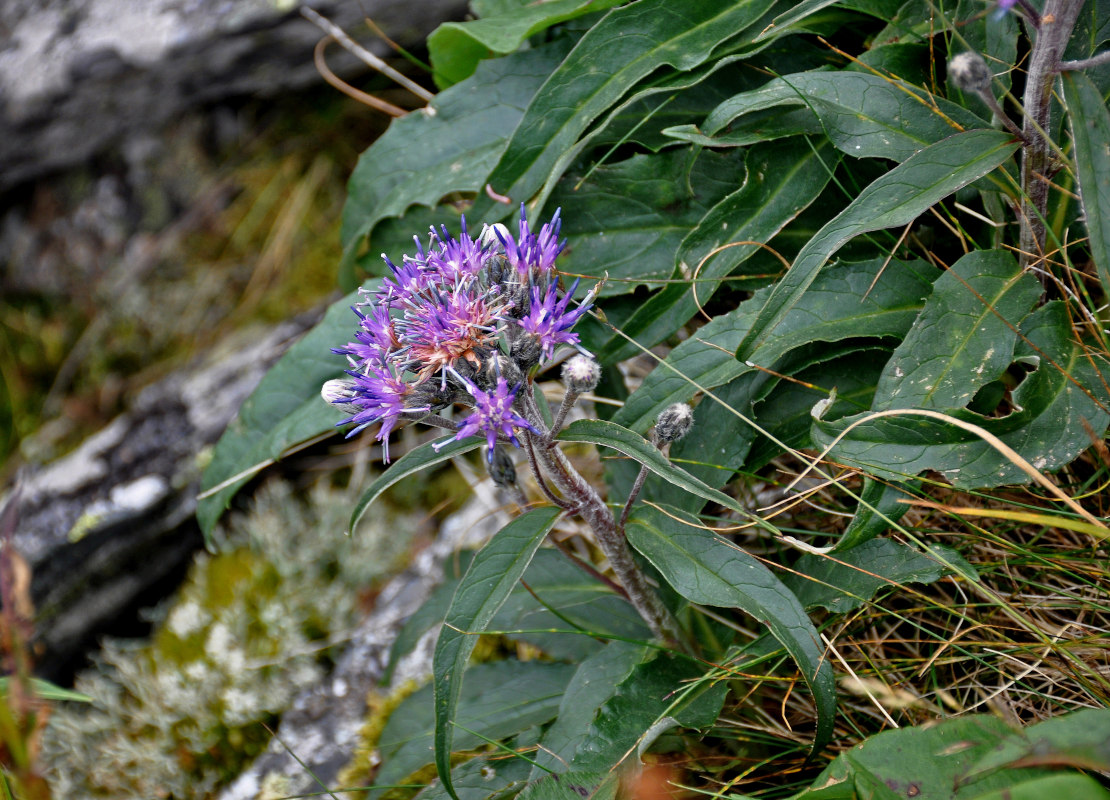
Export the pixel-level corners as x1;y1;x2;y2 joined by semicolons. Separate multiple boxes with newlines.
518;388;683;645
1019;0;1084;271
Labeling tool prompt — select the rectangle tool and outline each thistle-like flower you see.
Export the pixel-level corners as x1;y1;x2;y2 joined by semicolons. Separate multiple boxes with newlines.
326;208;590;461
446;376;539;460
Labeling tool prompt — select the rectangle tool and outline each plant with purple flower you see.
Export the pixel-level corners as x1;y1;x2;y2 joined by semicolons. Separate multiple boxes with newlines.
331;365;430;462
516;279;594;363
441;375;539;460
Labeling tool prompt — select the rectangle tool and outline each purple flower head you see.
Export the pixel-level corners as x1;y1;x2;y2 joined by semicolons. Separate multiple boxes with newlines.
517;279;593;361
402;280;506;381
334;365;430;462
498;206;565;280
382;253;432;300
429;217;488;281
333;303;398;367
446;376;539;460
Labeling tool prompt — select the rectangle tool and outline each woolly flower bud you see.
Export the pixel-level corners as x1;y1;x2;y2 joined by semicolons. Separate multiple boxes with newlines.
321;378;357;405
562;355;601;393
480;222;511;252
948;52;992;93
488;445;517;488
654;403;694;443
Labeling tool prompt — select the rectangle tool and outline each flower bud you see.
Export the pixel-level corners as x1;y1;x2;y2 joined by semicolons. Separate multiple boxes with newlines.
948;52;992;93
488;445;517;487
510;333;545;371
321;378;357;405
654;403;694;443
562;355;601;393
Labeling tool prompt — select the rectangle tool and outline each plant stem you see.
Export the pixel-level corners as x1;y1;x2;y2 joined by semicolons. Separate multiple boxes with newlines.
1019;0;1084;271
518;388;683;645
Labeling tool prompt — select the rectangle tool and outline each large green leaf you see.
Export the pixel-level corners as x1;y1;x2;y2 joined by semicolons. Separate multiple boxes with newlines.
798;715;1047;800
735;129;1020;363
428;0;624;87
551;149;746;298
812;302;1110;488
614;258;936;435
339;40;571;285
534;641;725;777
966;708;1110;778
594;138;838;362
348;436;484;535
667;71;983;162
784;538;974;613
377;660;574;799
625;504;836;755
873;249;1041;411
1063;71;1110;301
197;285;379;536
467;0;776;224
967;775;1110;800
489;549;651;661
433;507;563;800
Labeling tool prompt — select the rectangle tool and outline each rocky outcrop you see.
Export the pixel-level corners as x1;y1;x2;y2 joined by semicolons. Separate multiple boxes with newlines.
7;311;323;681
0;0;468;192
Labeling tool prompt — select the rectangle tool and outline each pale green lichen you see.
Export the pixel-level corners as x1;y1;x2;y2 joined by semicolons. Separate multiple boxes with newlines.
41;480;416;799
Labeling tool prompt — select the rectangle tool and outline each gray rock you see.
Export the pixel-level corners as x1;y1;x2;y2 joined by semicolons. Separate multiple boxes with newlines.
6;310;323;681
0;0;468;191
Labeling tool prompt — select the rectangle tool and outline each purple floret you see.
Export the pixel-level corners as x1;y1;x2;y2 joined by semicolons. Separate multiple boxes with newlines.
517;280;592;361
450;377;538;460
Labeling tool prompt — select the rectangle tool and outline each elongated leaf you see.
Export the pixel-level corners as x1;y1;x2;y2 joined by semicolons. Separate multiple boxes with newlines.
625;505;836;755
967;774;1110;800
812;302;1110;487
556;419;764;525
468;0;775;223
614;258;936;435
379;660;574;799
551;149;746;298
873;249;1040;411
489;549;651;661
347;436;483;535
967;707;1110;777
197;285;381;536
416;745;534;800
801;715;1046;800
833;477;915;550
433;506;563;800
784;538;973;613
339;41;570;283
428;0;624;87
595;139;837;362
668;71;983;161
735;129;1020;362
1063;71;1110;301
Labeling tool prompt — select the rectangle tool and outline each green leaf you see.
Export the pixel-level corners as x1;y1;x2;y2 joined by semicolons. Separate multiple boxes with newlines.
965;708;1110;777
378;660;575;799
0;677;91;703
873;249;1040;411
799;715;1026;800
812;302;1110;488
735;129;1020;363
784;538;974;613
428;0;624;87
833;477;915;551
489;549;651;661
556;419;764;525
197;285;376;536
595;138;838;362
614;257;936;436
517;772;619;800
551;149;746;298
348;436;484;535
672;71;983;161
468;0;776;224
531;642;648;776
535;642;726;775
625;505;836;755
965;774;1110;800
416;746;535;800
433;507;563;800
339;41;571;285
1063;71;1110;302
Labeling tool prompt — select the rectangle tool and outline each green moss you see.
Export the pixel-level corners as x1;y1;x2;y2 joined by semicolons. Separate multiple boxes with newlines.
42;480;417;798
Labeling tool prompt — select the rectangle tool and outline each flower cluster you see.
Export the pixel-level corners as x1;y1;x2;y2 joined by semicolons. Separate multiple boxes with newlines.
325;207;594;461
